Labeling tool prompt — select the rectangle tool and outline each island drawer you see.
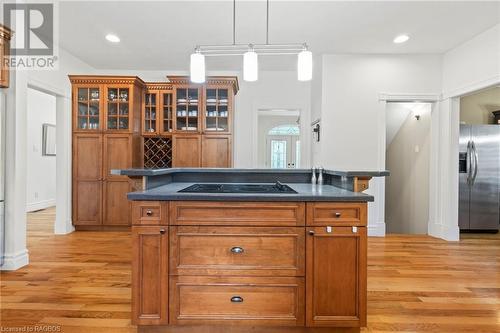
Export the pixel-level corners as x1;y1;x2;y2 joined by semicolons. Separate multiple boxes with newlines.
169;276;305;326
170;226;305;276
132;201;168;225
306;202;367;226
169;201;305;226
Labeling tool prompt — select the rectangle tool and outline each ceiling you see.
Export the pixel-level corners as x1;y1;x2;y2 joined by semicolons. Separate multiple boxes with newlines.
59;1;500;70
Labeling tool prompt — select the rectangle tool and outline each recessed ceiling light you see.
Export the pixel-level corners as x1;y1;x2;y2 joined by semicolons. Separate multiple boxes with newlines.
105;34;120;43
393;34;409;44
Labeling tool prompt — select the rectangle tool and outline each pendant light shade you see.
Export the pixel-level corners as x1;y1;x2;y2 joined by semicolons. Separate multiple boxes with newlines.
190;51;206;83
243;48;258;82
297;49;312;81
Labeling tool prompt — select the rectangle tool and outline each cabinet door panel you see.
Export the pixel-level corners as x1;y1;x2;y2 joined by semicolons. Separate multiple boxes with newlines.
73;180;101;225
132;226;169;325
172;135;201;167
103;134;132;180
202;135;231;168
103;181;130;225
306;226;366;327
73;134;102;180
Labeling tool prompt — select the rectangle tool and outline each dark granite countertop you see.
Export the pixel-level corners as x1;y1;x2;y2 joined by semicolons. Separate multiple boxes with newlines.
127;182;374;202
113;168;389;178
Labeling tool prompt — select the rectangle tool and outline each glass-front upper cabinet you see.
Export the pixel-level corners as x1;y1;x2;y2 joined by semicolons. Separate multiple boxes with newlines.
161;92;173;133
204;88;229;132
106;87;130;131
143;92;158;134
76;87;101;131
175;87;199;132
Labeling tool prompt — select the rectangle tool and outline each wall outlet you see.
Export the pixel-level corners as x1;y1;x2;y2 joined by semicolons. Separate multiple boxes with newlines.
34;192;38;199
414;145;420;153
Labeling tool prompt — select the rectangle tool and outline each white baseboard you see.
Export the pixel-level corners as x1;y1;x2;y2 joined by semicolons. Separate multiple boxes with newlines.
26;199;56;212
428;221;460;241
368;221;386;237
54;219;75;235
1;249;29;270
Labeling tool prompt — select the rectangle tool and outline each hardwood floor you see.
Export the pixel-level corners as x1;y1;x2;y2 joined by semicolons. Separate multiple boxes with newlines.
1;207;499;332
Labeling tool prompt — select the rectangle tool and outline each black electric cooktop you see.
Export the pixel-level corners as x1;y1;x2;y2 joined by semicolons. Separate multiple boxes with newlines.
178;182;298;194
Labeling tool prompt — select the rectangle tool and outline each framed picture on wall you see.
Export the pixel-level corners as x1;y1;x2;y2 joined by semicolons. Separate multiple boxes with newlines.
42;123;56;156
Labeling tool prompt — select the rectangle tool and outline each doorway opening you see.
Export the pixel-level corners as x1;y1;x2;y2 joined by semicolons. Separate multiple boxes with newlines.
26;87;57;234
385;102;432;234
257;110;301;169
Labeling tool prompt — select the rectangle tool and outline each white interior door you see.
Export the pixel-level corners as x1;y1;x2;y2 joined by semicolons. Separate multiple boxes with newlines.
267;135;300;168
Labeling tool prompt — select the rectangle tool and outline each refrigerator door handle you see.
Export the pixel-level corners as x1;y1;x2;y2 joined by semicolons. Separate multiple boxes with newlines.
466;141;472;186
472;141;479;184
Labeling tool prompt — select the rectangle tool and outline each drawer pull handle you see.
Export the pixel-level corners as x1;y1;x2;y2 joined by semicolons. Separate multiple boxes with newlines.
230;247;244;254
230;296;243;303
308;230;315;236
146;210;153;216
160;229;166;234
335;212;342;218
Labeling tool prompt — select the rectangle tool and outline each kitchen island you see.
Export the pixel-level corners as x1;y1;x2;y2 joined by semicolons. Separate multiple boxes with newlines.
116;168;388;332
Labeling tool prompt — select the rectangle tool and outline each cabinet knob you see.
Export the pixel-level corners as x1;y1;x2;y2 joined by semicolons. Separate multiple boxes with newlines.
308;230;315;236
335;212;342;218
146;210;153;216
159;229;166;234
230;246;244;254
230;296;243;303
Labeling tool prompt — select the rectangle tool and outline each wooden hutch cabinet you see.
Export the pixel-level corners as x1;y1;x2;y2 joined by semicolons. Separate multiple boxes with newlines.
146;76;238;168
70;76;145;229
0;24;12;88
71;75;238;229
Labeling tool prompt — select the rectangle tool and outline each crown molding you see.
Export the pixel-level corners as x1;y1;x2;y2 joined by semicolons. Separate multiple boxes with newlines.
68;75;145;86
167;76;239;94
144;82;173;90
0;24;12;40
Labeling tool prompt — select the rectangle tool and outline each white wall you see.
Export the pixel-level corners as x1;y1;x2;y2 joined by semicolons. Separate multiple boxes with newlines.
234;71;311;169
2;48;95;270
314;54;442;236
429;23;500;241
442;24;500;98
26;88;57;212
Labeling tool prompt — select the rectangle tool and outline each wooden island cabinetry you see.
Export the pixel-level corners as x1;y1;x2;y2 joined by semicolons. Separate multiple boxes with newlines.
131;200;368;331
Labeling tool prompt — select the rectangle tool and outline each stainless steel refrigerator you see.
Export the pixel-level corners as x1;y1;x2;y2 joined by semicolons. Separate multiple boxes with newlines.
459;125;500;231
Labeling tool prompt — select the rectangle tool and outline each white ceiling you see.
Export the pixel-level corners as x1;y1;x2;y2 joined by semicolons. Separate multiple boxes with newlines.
59;1;500;70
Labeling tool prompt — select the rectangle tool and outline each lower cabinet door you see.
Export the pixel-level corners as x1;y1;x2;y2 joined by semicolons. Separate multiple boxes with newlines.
172;135;201;167
201;135;231;168
306;226;367;327
132;226;169;325
73;180;102;225
103;180;131;225
170;276;305;326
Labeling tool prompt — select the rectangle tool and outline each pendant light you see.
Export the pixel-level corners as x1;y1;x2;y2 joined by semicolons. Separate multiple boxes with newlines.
243;45;258;82
190;48;205;83
190;0;312;82
297;45;312;81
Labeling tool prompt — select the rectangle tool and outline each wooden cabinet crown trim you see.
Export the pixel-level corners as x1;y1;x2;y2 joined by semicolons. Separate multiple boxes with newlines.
69;75;145;86
166;75;239;94
0;24;12;40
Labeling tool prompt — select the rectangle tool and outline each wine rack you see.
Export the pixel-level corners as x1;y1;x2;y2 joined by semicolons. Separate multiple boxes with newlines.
144;137;172;168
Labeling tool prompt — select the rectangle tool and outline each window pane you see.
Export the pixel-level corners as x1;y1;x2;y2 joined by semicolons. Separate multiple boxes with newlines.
295;140;300;168
271;140;287;169
269;125;300;136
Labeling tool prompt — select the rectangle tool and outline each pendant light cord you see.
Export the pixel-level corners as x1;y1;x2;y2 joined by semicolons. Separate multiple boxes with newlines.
233;0;236;45
266;0;269;44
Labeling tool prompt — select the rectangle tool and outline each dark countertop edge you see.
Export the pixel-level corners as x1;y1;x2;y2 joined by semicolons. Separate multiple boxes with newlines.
126;194;375;202
112;168;389;177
